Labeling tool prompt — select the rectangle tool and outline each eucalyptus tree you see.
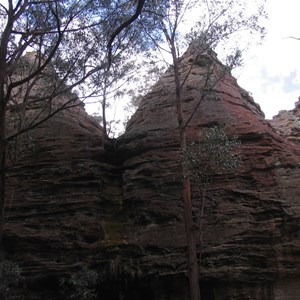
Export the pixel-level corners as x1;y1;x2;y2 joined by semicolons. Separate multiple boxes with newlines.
0;0;167;251
184;124;241;267
138;0;267;299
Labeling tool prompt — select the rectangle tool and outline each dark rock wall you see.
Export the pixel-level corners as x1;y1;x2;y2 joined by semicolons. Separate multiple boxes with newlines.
3;48;300;299
5;108;124;277
117;48;300;299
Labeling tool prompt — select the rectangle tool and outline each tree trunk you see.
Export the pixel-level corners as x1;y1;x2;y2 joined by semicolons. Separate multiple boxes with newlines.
180;129;201;300
102;94;107;137
0;100;6;256
171;42;201;300
102;73;108;137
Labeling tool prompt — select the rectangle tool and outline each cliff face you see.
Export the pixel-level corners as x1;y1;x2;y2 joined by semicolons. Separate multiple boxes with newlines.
270;99;300;145
4;106;126;298
4;47;300;300
117;47;300;299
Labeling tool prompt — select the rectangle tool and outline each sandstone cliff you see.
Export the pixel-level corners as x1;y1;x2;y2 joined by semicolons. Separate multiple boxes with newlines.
3;46;300;300
270;99;300;145
117;46;300;299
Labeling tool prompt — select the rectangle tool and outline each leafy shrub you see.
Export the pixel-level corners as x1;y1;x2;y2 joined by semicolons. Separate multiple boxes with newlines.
0;259;22;298
184;124;241;186
60;267;98;300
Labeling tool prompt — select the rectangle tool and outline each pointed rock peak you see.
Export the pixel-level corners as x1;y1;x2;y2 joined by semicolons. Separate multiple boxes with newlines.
296;96;300;111
183;41;219;63
125;42;268;138
270;96;300;145
173;43;223;77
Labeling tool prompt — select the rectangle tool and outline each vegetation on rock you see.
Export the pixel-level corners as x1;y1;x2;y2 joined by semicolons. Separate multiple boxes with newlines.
60;267;98;300
0;259;22;299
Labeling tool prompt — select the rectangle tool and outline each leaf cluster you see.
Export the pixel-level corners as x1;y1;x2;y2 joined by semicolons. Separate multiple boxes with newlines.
0;259;22;298
185;0;267;68
60;266;98;300
184;124;241;186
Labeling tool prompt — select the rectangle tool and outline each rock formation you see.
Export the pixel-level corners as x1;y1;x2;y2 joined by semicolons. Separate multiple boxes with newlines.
117;46;300;299
270;98;300;145
3;46;300;299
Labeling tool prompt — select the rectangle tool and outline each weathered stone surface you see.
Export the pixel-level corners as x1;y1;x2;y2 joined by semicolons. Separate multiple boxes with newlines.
4;105;126;298
3;45;300;299
270;98;300;145
117;46;300;298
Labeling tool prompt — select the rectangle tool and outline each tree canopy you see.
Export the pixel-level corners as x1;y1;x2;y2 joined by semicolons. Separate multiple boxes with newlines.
0;0;169;251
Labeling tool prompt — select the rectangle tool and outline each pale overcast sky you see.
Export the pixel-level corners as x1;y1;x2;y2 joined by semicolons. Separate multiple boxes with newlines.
1;0;299;122
84;0;300;128
235;0;300;118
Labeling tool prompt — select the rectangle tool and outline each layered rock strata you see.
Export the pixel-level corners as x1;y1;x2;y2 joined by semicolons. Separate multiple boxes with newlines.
270;98;300;145
3;46;300;299
4;107;126;298
117;47;300;299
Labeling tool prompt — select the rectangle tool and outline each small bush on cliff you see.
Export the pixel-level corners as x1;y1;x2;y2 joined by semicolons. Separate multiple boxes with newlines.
183;124;241;267
184;124;241;186
60;266;98;300
0;259;22;298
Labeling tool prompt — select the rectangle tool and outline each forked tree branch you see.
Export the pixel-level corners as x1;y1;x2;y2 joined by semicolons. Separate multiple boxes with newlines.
107;0;146;70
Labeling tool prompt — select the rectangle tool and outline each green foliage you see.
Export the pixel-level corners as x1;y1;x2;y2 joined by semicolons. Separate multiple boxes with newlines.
184;124;242;270
0;0;170;138
184;124;241;186
0;260;22;298
60;267;98;300
185;0;267;64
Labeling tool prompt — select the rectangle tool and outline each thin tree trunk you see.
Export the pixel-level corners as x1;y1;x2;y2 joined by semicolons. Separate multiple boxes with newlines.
0;100;6;256
171;42;201;300
0;4;11;256
0;145;6;256
102;93;107;137
182;175;201;300
102;73;108;137
180;128;201;300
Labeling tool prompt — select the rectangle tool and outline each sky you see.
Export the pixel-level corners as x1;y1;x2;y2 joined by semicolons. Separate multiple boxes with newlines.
100;0;300;124
234;0;300;118
82;0;300;132
1;0;299;123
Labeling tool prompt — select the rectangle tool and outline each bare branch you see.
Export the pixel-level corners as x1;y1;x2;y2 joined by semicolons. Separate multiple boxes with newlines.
107;0;146;70
286;36;300;40
6;95;82;142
